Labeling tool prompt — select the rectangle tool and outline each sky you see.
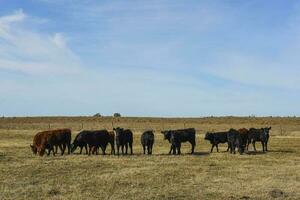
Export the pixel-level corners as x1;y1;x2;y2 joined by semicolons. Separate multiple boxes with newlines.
0;0;300;117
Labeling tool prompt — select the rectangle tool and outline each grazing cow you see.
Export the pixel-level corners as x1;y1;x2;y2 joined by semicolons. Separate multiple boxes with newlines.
30;129;71;156
71;131;88;154
108;131;115;155
71;130;110;155
204;131;229;152
161;128;196;155
235;128;249;154
247;127;271;152
141;130;154;154
227;129;238;154
227;128;249;155
114;127;133;155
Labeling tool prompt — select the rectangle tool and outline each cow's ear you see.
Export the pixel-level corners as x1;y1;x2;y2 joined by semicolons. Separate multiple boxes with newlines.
30;145;33;149
269;127;272;130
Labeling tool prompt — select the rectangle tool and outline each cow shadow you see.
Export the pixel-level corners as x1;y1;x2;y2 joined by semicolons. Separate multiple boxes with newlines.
246;151;266;155
192;152;210;156
267;150;296;153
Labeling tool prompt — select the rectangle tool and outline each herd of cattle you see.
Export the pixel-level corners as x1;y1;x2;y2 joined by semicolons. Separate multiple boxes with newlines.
30;127;271;156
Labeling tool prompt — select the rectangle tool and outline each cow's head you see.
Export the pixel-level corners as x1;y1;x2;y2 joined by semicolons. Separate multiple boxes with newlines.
37;147;46;156
204;132;213;141
262;127;271;135
30;145;37;155
70;144;76;153
161;130;171;141
114;127;123;138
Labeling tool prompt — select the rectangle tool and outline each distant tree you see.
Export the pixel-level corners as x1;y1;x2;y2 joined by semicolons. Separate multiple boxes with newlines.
93;113;102;117
113;113;121;117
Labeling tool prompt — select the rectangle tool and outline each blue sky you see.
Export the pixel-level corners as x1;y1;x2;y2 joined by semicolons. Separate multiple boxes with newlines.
0;0;300;117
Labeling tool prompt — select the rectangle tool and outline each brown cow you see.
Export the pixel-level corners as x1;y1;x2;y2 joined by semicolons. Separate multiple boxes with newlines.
227;128;249;154
30;129;71;156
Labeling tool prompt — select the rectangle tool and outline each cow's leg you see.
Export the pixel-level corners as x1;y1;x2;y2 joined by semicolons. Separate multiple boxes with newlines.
88;145;92;156
147;145;150;154
62;144;66;155
57;145;62;155
261;141;265;152
216;144;219;152
121;145;124;155
46;148;50;156
228;142;231;153
143;145;146;154
101;145;106;155
226;143;229;152
47;148;51;156
149;144;153;155
117;144;120;155
111;143;115;155
129;142;133;155
265;142;268;151
67;143;71;154
177;143;181;155
125;143;128;155
252;141;257;152
190;142;195;154
79;146;83;154
85;145;88;155
172;144;176;155
247;140;251;151
233;144;236;154
52;146;56;156
169;145;173;154
230;143;233;154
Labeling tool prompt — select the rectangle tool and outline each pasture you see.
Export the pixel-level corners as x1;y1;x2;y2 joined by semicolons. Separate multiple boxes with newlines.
0;116;300;199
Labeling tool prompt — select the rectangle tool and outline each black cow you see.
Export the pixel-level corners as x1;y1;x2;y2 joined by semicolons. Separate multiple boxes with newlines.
141;130;154;154
247;127;271;152
204;131;229;152
71;130;110;155
161;128;196;155
227;128;249;155
113;127;133;155
71;131;88;154
227;129;238;154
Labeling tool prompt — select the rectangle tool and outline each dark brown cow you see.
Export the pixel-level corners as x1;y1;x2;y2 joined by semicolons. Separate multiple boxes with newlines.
227;128;249;155
247;127;271;152
236;128;249;154
30;129;71;156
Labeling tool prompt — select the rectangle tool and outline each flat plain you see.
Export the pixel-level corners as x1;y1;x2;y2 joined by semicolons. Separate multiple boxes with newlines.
0;116;299;200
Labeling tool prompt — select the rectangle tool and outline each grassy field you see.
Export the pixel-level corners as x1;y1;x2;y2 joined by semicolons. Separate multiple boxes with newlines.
0;117;300;199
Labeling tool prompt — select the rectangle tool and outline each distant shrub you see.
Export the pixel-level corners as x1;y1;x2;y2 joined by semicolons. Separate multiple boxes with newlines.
113;113;121;117
93;113;102;117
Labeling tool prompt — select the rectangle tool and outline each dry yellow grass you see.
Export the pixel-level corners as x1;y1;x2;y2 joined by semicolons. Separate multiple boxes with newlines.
0;117;300;199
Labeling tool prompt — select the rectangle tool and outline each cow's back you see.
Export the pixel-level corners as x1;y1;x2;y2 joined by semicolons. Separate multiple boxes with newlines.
171;128;195;144
214;132;228;143
52;129;72;145
141;131;154;145
124;129;133;143
92;130;110;146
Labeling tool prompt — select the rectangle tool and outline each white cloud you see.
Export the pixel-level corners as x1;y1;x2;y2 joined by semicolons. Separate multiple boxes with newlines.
0;9;26;24
0;10;81;76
